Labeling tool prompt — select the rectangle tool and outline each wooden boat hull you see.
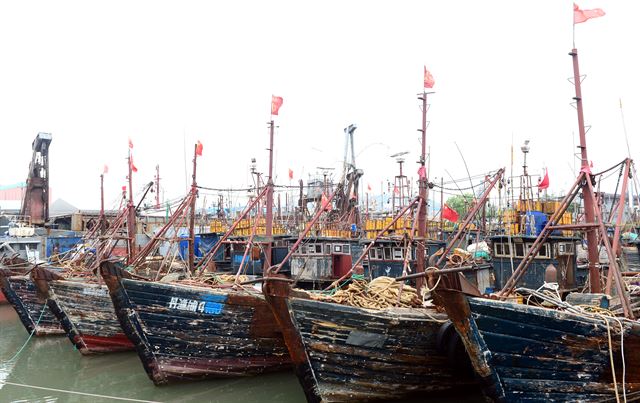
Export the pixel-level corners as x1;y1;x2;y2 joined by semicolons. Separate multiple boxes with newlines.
0;275;65;336
31;266;135;354
437;289;640;402
100;263;291;384
263;280;476;403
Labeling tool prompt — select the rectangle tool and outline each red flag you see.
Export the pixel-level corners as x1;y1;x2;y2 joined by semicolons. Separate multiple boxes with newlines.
393;185;400;195
122;186;127;192
271;95;284;115
288;168;294;180
538;169;549;190
418;166;427;179
321;193;332;212
128;137;133;149
367;183;372;192
103;164;109;174
442;204;459;222
196;141;203;157
574;3;605;24
130;155;138;173
424;66;435;89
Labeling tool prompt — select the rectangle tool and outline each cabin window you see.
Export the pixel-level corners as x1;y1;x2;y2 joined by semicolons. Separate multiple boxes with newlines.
494;243;512;257
557;242;574;255
342;244;350;254
370;248;382;260
537;243;550;258
392;248;404;260
299;245;306;254
514;243;525;258
305;244;322;255
383;247;392;260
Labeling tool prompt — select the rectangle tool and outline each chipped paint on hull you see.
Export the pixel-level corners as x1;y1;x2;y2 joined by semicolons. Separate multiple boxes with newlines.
46;280;135;354
0;276;64;336
264;281;476;403
438;290;640;402
104;274;291;385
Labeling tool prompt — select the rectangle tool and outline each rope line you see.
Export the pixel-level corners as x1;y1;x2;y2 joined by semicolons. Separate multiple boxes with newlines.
0;381;161;402
1;304;47;364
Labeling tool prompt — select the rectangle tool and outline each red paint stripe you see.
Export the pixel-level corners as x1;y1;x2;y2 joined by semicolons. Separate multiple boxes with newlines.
76;334;134;353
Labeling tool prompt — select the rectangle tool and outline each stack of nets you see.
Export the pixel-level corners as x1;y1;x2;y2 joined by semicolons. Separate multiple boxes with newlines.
310;276;422;309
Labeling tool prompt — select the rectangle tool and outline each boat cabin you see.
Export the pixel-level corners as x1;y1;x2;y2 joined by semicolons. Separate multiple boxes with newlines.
290;237;363;286
363;238;446;280
488;235;585;293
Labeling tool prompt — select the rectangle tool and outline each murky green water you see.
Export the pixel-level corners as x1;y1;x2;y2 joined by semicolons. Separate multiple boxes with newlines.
0;305;483;403
0;305;305;403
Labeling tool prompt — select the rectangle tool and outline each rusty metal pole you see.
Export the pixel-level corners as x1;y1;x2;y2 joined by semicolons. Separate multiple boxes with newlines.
299;179;304;228
188;144;198;273
571;48;601;293
440;177;444;239
155;165;160;209
100;174;105;217
416;91;429;291
265;121;275;269
127;149;136;264
606;158;631;295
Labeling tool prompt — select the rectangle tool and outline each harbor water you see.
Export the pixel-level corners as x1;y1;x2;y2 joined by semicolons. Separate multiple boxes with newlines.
0;305;483;403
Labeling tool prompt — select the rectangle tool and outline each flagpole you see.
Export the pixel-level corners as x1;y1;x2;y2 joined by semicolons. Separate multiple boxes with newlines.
570;47;600;293
188;144;198;273
127;148;136;264
416;89;429;292
265;119;275;269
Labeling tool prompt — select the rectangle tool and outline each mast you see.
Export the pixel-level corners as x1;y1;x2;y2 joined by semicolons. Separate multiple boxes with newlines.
188;144;198;272
127;149;136;264
155;165;161;209
571;48;600;293
265;120;275;268
416;90;429;291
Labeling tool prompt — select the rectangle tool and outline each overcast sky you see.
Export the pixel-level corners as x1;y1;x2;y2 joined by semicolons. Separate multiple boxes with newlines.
1;0;638;211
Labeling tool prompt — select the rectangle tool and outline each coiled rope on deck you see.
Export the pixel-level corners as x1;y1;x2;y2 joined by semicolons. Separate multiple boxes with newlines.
309;276;422;309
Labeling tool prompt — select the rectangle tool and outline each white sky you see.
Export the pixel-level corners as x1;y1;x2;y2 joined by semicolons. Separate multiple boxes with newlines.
1;0;638;210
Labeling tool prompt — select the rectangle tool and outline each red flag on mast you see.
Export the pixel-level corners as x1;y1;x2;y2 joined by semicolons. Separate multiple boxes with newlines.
424;66;435;89
288;168;294;180
574;3;605;24
538;169;549;190
103;164;109;174
130;155;138;173
271;95;284;115
196;141;203;157
128;137;134;148
442;204;459;222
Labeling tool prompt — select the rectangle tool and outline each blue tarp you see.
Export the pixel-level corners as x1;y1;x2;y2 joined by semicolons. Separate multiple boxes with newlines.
46;236;82;257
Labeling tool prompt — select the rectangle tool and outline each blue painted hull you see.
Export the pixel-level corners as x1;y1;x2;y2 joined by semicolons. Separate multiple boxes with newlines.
438;290;640;402
101;267;291;384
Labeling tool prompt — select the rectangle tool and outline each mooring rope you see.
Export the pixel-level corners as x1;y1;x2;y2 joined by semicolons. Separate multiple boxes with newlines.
0;381;160;402
1;304;47;364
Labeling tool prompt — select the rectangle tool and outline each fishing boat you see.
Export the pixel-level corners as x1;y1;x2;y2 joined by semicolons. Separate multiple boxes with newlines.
30;149;198;355
100;259;291;384
0;262;65;336
434;47;640;402
100;118;299;384
262;90;505;402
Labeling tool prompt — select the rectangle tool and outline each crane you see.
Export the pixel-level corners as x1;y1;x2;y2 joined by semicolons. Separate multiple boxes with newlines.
20;132;52;226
